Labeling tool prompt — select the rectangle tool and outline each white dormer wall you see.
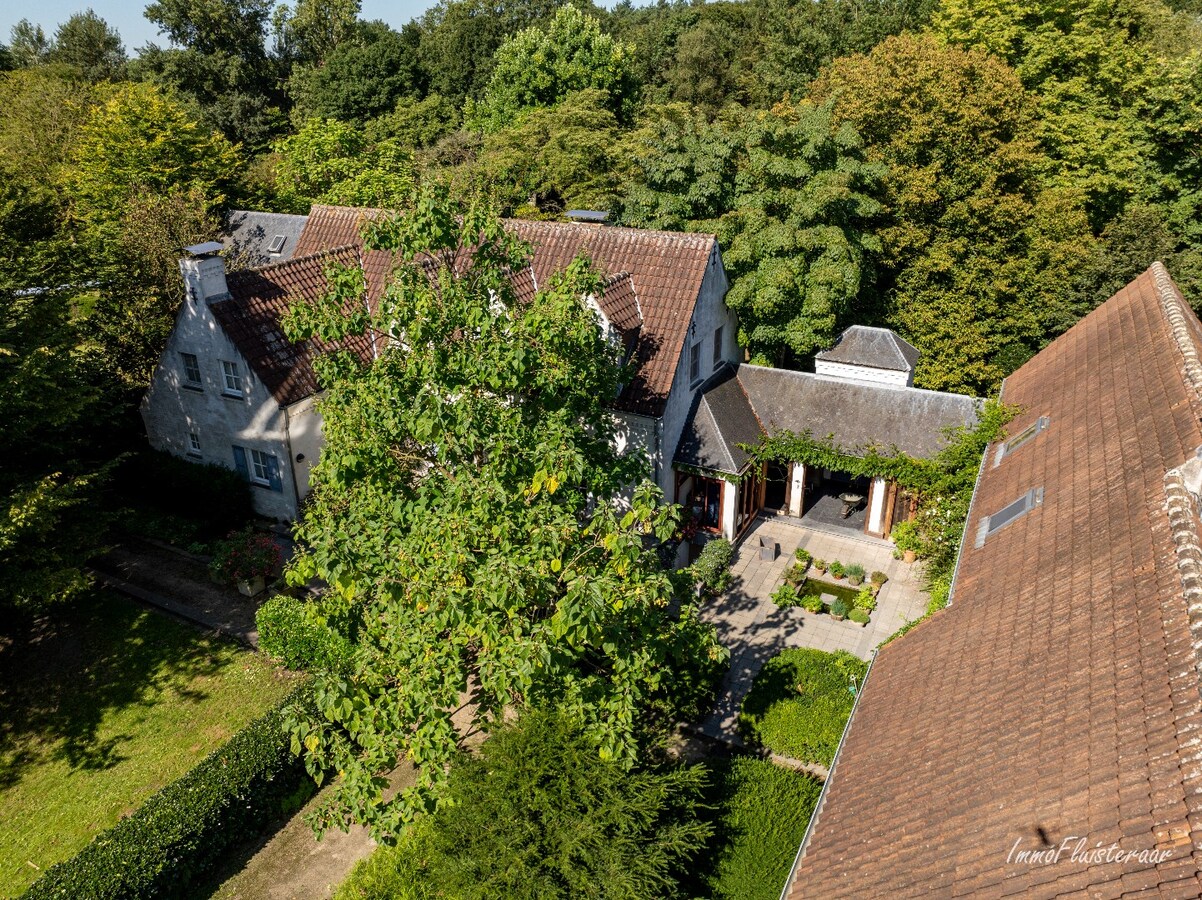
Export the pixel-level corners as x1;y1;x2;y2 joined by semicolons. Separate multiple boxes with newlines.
814;359;913;388
141;254;301;521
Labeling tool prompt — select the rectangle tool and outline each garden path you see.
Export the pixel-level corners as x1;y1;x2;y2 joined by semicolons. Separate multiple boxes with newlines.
693;516;928;745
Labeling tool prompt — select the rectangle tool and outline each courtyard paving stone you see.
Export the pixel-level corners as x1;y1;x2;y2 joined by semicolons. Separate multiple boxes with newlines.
694;515;929;744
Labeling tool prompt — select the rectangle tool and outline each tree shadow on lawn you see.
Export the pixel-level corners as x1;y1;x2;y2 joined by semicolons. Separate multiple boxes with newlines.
0;590;234;789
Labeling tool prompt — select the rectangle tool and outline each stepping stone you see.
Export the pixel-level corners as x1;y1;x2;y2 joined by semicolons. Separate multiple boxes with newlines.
821;593;836;605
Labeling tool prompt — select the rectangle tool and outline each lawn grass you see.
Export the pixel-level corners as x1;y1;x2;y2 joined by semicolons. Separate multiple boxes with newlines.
0;590;297;896
701;756;823;900
738;648;867;765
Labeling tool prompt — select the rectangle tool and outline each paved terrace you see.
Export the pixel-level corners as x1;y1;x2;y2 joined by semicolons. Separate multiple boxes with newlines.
695;516;929;745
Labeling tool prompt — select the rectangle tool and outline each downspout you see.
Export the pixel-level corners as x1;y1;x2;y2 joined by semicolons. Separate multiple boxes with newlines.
282;403;301;519
778;647;879;900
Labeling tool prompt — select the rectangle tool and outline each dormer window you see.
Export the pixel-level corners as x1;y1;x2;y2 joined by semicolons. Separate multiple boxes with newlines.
221;360;243;397
180;352;202;389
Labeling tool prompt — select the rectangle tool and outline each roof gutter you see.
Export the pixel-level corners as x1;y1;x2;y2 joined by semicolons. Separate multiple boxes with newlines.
778;646;879;900
947;379;1005;606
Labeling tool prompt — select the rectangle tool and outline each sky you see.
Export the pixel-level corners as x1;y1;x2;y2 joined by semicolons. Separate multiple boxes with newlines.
0;1;442;52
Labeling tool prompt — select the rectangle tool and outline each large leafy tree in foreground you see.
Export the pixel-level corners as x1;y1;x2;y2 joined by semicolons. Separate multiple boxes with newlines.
283;188;724;837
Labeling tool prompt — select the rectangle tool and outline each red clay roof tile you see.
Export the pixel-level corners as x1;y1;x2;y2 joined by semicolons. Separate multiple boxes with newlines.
294;206;717;416
786;264;1202;899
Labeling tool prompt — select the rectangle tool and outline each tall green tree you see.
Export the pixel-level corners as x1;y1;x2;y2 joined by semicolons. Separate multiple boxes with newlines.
811;34;1098;392
9;20;51;68
282;187;724;835
136;0;285;147
932;0;1200;228
467;5;636;131
345;710;711;899
61;82;237;388
622;100;884;365
0;166;106;612
274;117;414;211
417;0;569;107
274;0;360;66
288;21;425;123
50;9;126;82
467;88;627;215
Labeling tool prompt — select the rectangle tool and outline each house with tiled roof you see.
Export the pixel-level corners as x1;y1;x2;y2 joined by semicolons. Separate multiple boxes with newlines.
781;263;1202;899
675;359;979;540
141;206;737;519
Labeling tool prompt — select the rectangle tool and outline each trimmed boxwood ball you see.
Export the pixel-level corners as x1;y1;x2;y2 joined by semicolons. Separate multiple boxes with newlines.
738;648;867;766
848;607;870;624
256;594;355;673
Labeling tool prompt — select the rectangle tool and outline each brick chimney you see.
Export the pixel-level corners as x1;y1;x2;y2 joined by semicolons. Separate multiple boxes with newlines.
179;241;230;304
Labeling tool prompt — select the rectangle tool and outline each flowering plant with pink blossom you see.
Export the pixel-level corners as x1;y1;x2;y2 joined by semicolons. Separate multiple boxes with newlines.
209;527;282;585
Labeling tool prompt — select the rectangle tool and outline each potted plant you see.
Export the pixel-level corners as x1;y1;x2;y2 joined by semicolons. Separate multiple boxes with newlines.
794;548;812;571
848;607;870;626
829;560;846;580
891;520;921;564
870;571;888;592
846;563;865;586
209;527;282;597
854;585;877;613
801;593;824;614
770;583;800;608
784;563;808;587
812;558;827;575
830;598;850;621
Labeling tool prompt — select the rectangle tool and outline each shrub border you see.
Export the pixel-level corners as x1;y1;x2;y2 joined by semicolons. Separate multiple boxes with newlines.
23;682;315;899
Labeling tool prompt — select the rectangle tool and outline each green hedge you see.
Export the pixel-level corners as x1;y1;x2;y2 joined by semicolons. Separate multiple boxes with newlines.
738;648;866;766
705;757;822;900
689;537;734;596
110;449;254;539
257;595;355;674
23;683;316;899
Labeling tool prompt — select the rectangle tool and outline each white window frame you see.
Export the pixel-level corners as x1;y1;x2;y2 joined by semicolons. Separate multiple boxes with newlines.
188;431;201;456
974;487;1044;548
249;448;272;486
221;360;243;397
181;352;202;388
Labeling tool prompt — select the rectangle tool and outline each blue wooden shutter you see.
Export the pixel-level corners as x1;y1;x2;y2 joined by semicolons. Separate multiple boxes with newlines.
232;445;250;481
266;455;283;492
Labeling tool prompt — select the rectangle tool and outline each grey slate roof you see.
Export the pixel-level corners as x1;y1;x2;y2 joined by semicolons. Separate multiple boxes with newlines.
815;325;920;372
674;364;980;473
674;367;763;475
223;211;310;269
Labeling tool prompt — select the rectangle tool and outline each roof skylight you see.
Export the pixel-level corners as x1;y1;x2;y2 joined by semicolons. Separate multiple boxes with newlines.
993;416;1049;467
974;487;1044;548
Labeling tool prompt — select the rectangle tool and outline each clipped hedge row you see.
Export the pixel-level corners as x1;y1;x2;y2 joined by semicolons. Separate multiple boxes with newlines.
738;648;866;766
24;683;316;899
256;594;355;674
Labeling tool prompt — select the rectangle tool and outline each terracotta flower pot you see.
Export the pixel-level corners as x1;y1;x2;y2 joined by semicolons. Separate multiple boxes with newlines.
903;549;917;564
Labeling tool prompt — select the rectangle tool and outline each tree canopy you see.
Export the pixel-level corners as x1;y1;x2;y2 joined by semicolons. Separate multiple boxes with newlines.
282;187;724;835
467;6;637;132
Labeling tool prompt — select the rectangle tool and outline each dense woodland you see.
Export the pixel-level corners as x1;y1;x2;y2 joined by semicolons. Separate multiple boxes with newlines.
3;0;1202;614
